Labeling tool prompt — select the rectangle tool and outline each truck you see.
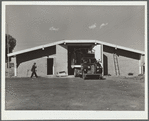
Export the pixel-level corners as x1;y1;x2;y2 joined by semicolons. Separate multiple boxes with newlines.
71;47;103;79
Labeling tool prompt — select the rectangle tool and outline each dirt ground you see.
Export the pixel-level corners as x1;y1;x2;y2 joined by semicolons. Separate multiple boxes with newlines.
5;76;145;110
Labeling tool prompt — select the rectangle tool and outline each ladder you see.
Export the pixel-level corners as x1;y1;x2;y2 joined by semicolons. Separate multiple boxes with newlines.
113;53;120;75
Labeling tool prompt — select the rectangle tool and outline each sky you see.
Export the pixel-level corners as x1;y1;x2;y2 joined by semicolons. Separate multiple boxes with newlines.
6;5;145;52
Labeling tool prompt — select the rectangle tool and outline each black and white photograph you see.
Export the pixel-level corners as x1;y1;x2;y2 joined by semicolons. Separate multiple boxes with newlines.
2;1;148;120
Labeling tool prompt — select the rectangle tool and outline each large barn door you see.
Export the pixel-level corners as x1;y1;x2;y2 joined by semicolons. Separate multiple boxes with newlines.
47;58;53;75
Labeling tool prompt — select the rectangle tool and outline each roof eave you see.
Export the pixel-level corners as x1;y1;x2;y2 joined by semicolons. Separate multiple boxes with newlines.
8;40;145;57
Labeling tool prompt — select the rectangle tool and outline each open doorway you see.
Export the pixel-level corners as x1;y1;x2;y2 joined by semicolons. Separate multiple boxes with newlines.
103;54;108;75
68;45;91;75
68;46;74;75
47;58;53;75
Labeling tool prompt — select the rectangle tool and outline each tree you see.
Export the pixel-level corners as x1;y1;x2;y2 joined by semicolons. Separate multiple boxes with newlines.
5;34;16;62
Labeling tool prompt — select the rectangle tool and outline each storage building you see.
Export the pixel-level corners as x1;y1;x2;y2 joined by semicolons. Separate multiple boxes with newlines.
8;40;145;77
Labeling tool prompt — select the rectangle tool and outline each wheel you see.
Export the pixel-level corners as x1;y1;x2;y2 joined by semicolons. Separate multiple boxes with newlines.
74;68;80;77
74;69;77;77
82;71;86;80
99;74;103;79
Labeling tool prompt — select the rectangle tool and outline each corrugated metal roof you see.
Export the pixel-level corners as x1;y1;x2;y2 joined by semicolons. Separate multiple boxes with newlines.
8;40;145;57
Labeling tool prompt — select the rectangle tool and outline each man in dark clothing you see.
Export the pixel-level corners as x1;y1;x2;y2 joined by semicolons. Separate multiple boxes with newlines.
31;63;38;78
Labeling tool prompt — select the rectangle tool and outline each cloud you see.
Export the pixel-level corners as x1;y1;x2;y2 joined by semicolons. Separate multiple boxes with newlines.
100;23;108;29
89;23;97;29
49;27;59;31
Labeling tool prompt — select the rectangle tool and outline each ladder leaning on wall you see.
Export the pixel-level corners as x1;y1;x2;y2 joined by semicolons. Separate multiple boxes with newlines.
113;53;120;75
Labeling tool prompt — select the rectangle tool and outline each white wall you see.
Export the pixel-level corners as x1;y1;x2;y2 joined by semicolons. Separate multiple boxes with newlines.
55;44;68;75
92;44;102;62
17;57;47;77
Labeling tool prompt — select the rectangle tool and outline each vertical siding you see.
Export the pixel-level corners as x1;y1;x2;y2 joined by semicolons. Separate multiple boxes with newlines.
103;52;139;76
15;43;142;77
103;45;140;76
103;52;115;76
118;56;139;76
55;44;68;75
16;46;56;77
139;55;145;74
17;57;47;77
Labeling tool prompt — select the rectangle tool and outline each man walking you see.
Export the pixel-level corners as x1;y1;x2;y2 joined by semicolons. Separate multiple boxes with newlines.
31;63;38;78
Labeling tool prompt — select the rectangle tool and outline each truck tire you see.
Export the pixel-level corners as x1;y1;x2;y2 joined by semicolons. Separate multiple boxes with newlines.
82;72;86;80
99;74;103;79
74;69;79;77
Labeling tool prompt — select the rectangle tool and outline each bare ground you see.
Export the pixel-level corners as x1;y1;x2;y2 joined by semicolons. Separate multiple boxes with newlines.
5;76;144;110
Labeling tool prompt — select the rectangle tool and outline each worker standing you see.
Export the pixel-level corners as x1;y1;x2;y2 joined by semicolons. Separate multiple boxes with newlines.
31;63;38;78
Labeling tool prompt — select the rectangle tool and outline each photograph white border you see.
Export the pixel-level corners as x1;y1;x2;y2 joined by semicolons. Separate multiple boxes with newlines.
1;1;148;120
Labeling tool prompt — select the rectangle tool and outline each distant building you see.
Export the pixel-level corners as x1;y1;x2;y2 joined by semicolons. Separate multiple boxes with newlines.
8;40;145;77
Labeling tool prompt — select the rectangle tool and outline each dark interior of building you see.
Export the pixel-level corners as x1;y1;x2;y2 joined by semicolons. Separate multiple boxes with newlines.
68;45;91;75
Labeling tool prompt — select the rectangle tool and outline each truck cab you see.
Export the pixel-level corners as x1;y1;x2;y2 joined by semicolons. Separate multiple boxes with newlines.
80;57;102;79
71;46;103;79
